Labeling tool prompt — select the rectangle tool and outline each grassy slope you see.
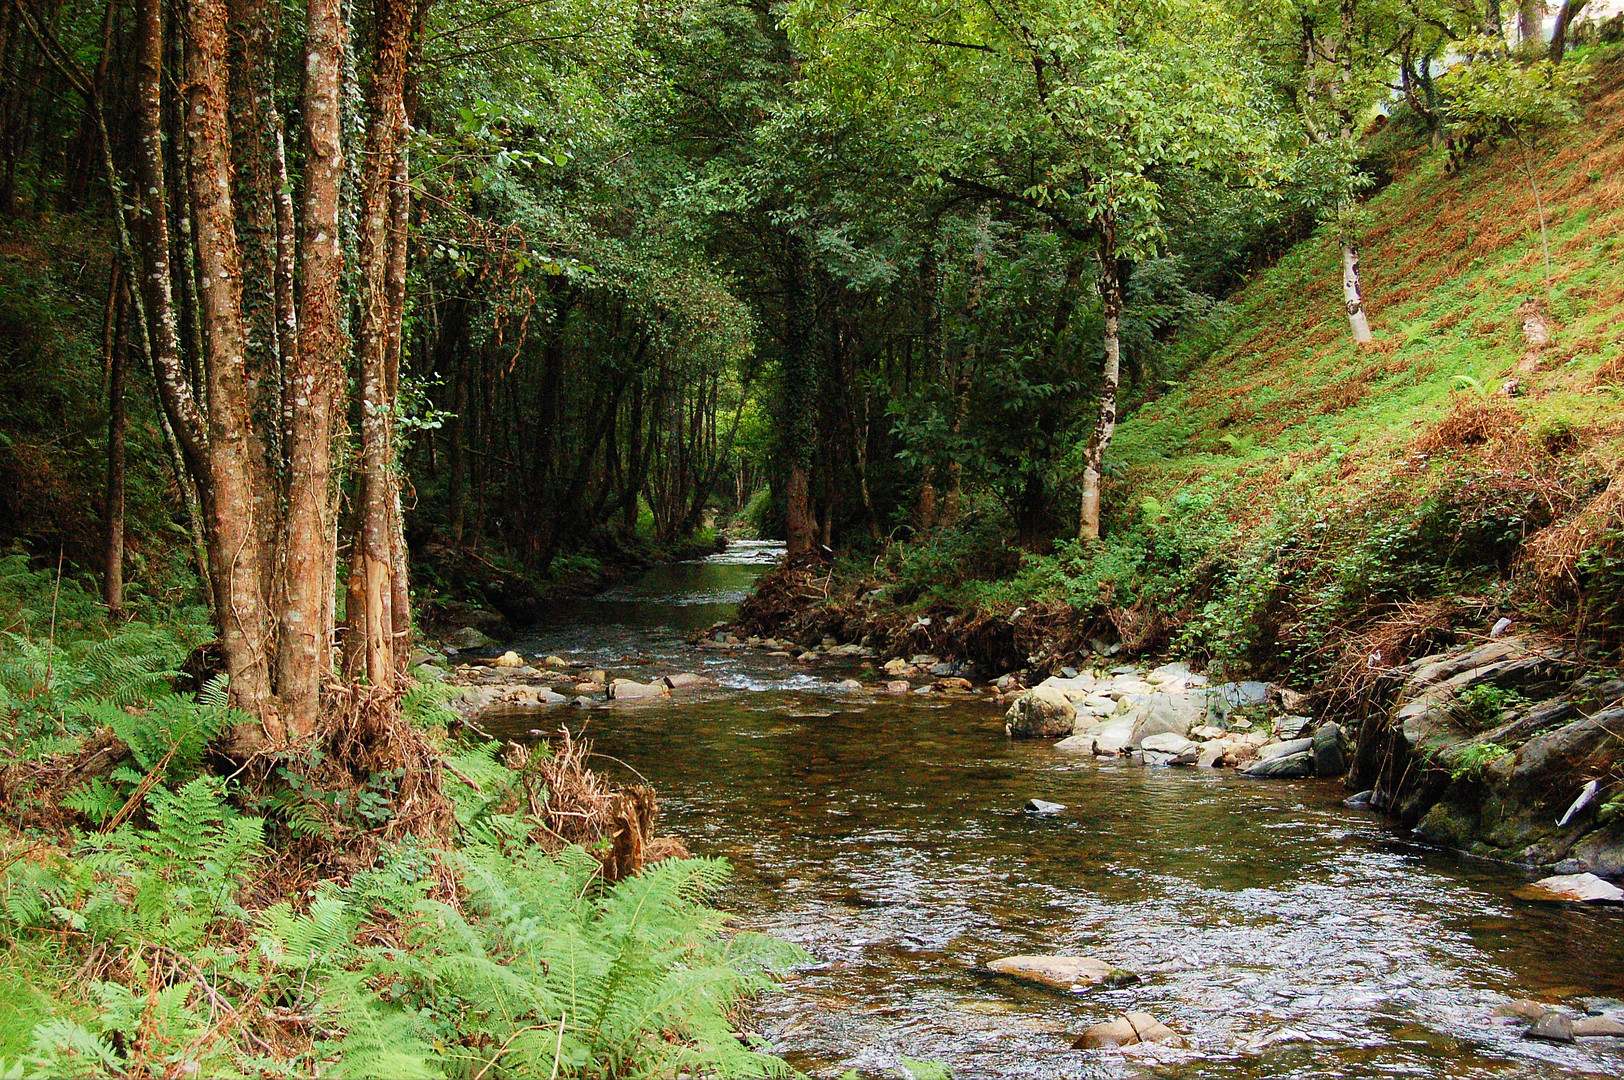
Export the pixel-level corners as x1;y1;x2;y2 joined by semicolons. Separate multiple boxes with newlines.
1111;47;1624;525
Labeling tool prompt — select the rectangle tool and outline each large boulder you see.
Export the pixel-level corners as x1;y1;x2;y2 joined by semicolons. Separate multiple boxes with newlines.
1312;722;1347;778
1128;700;1196;747
1006;686;1077;738
448;626;497;650
610;679;670;701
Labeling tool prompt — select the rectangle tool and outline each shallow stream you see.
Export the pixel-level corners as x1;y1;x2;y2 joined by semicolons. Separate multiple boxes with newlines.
487;541;1624;1079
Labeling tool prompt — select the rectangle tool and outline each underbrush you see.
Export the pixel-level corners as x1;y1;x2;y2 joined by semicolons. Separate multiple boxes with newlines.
0;556;803;1078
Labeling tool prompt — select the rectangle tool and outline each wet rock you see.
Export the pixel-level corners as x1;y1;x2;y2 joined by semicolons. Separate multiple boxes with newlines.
1024;799;1067;814
834;678;864;692
539;655;570;669
1075;1012;1188;1050
491;650;524;668
883;679;911;694
448;626;497;650
1312;722;1347;778
574;682;603;695
1006;686;1078;738
796;651;819;662
1344;790;1374;809
663;672;712;689
1197;741;1225;768
1514;872;1624;903
935;677;975;694
985;955;1136;992
995;674;1025;692
1525;1011;1576;1043
584;668;608;685
507;686;566;705
1574;1016;1624;1038
609;679;670;701
1241;751;1314;778
826;643;871;657
1053;733;1096;752
1494;999;1554;1022
882;658;918;676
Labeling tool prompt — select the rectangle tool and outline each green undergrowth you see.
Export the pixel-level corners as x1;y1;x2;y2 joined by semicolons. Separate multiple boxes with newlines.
0;556;804;1078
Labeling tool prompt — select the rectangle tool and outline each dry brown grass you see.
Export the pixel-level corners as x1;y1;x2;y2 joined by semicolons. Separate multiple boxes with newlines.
1415;401;1523;452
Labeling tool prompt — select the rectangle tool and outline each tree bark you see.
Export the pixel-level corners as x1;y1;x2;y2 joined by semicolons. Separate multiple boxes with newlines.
183;0;275;726
103;273;126;616
1551;0;1588;62
786;462;815;555
1341;231;1373;344
1078;225;1121;543
353;0;415;687
276;0;347;725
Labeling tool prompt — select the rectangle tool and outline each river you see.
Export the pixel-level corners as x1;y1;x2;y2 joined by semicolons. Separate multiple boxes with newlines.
485;541;1624;1079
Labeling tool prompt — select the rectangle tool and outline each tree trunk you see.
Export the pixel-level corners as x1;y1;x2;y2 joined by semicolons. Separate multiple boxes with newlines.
1551;0;1588;62
1078;226;1122;543
353;0;415;688
1341;231;1374;344
275;0;346;725
183;0;275;727
786;462;814;555
132;0;208;480
103;275;126;616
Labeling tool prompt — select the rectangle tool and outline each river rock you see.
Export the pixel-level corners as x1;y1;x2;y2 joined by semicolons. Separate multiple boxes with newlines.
663;672;712;689
582;668;607;684
1197;741;1225;768
539;655;570;669
575;681;603;695
1006;686;1077;738
610;679;670;701
1242;751;1314;778
985;955;1135;992
1574;1016;1624;1037
1024;799;1066;814
1212;681;1269;709
506;686;566;705
491;650;524;668
834;678;863;692
448;626;497;650
884;679;911;694
1093;721;1134;756
1313;722;1347;778
826;643;871;657
935;677;975;694
883;658;917;676
1128;702;1194;747
1259;737;1315;762
1515;872;1624;903
1053;733;1095;752
1526;1012;1576;1043
1075;1012;1188;1050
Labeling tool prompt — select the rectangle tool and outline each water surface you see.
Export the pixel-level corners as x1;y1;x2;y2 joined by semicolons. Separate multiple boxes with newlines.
492;543;1624;1079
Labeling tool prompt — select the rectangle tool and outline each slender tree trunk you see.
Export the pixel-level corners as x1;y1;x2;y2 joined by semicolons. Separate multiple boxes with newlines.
353;0;415;688
132;0;208;479
183;0;275;726
1341;229;1373;344
276;0;346;724
103;275;126;616
1078;225;1121;543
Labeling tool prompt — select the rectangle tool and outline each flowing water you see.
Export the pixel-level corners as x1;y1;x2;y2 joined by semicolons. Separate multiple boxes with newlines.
487;541;1624;1079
